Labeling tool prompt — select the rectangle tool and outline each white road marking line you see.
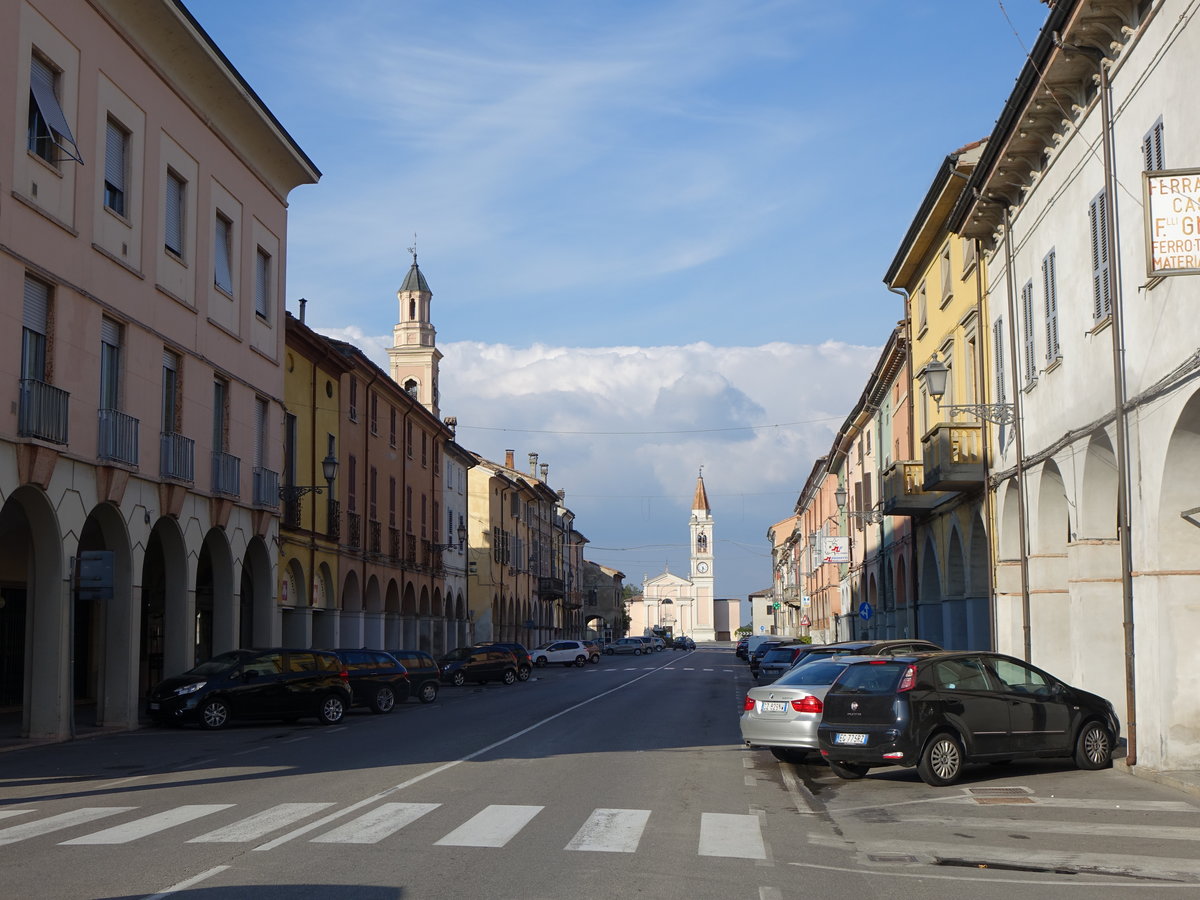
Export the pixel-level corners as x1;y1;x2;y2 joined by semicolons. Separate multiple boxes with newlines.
743;758;755;768
189;803;334;843
745;775;757;786
61;805;232;845
759;887;783;900
0;808;135;845
434;804;543;848
565;808;651;853
698;812;767;859
0;809;34;822
96;776;146;789
141;865;230;899
311;802;441;844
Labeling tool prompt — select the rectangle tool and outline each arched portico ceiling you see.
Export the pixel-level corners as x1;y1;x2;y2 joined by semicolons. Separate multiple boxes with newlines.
385;578;401;614
998;478;1022;561
1034;460;1070;554
284;557;307;608
365;574;383;614
920;534;942;604
1080;430;1118;540
402;582;417;616
968;514;989;598
342;568;362;612
946;527;965;599
1159;389;1200;568
419;585;430;617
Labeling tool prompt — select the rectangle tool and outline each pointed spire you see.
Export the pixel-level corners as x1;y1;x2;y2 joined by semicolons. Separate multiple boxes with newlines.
400;235;431;293
692;467;710;513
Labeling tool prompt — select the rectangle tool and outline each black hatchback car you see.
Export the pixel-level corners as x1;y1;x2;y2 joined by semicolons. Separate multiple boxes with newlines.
146;648;352;729
387;649;441;704
330;649;409;714
473;642;533;681
817;652;1119;786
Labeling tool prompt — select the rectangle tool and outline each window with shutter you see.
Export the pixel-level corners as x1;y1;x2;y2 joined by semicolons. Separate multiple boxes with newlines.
1042;249;1060;361
1142;117;1165;171
104;118;128;216
162;350;179;432
992;317;1006;405
1089;190;1112;321
100;319;122;410
165;171;185;257
212;379;228;452
1021;280;1036;385
255;248;270;319
214;213;234;294
255;397;268;467
28;53;81;165
22;276;50;382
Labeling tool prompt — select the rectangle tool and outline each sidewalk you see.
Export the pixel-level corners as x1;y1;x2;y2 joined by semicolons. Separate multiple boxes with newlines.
1119;758;1200;801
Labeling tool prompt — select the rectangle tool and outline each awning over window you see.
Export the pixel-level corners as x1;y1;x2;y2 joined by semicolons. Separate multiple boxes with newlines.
30;69;83;164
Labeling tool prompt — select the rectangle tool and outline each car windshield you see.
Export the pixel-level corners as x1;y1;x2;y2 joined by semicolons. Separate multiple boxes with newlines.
186;651;248;676
534;643;555;650
774;659;851;686
834;661;905;694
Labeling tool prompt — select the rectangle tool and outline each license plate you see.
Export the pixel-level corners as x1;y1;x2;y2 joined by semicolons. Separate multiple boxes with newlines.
148;702;160;711
760;701;786;713
834;732;867;745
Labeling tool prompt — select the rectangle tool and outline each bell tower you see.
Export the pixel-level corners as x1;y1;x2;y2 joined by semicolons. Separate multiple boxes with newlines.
689;468;716;642
387;244;442;417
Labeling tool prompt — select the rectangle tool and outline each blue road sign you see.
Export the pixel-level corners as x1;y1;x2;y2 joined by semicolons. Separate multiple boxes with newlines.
858;601;873;621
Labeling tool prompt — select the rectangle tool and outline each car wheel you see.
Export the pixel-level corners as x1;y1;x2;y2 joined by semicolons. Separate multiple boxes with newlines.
574;655;586;667
199;699;230;730
1074;721;1113;770
770;747;808;764
452;671;466;687
827;759;869;780
589;654;600;664
604;648;614;655
534;657;547;667
918;732;965;786
317;694;346;726
418;681;439;704
517;666;531;682
370;685;396;714
502;668;517;685
634;648;642;655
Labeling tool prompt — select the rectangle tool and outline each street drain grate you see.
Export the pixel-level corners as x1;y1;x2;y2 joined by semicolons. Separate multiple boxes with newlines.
973;796;1035;804
868;854;918;864
965;786;1034;797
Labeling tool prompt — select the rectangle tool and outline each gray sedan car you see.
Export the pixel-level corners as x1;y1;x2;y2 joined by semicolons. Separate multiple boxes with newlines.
739;656;864;762
604;637;647;656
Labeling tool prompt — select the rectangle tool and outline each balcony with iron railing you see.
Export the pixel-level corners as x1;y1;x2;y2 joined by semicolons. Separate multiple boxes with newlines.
282;495;303;528
406;534;417;565
211;451;240;498
881;460;947;516
369;519;382;555
347;511;361;549
921;421;985;491
97;408;138;466
252;467;280;507
160;432;194;482
18;378;69;444
389;526;401;561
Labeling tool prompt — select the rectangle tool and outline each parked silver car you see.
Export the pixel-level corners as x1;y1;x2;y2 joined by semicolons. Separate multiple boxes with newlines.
740;656;863;762
604;638;647;656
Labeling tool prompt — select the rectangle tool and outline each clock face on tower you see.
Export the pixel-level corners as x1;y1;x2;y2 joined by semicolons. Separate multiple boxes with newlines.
696;562;709;574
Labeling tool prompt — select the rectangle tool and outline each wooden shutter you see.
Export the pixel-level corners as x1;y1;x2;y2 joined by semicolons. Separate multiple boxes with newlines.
1043;250;1059;360
1021;280;1036;383
165;172;184;256
1090;191;1111;320
992;317;1006;404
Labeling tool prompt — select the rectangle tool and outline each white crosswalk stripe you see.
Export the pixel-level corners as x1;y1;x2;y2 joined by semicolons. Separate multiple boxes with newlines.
61;805;232;845
565;809;651;853
188;803;335;843
310;802;440;844
698;812;767;860
0;808;135;845
434;804;543;848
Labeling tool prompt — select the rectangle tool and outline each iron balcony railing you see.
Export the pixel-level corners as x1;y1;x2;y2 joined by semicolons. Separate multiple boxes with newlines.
282;495;302;528
211;451;240;497
18;378;69;444
347;511;361;549
389;526;401;561
97;408;138;466
369;519;382;555
253;467;280;507
160;432;194;482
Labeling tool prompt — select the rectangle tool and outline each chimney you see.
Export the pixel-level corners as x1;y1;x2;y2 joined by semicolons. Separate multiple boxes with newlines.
505;449;515;469
528;452;538;475
540;463;548;482
557;489;565;501
298;297;307;323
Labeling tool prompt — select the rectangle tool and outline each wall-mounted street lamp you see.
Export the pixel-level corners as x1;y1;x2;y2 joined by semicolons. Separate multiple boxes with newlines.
834;485;884;525
920;353;1016;426
280;453;338;501
432;523;468;552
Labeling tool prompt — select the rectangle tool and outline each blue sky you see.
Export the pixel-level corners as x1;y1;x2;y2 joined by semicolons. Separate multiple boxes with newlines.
189;0;1051;614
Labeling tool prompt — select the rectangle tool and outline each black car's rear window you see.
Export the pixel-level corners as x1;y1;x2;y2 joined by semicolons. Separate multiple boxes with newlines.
762;647;798;663
775;659;851;686
832;661;906;694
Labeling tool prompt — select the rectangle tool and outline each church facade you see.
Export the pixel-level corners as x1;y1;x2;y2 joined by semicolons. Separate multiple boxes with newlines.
630;473;716;643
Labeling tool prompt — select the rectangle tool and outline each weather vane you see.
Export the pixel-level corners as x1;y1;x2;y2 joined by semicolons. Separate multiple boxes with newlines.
407;233;418;265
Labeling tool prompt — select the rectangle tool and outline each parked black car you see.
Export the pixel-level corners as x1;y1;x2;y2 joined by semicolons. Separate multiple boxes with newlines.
439;647;519;686
329;649;409;713
387;649;441;703
672;635;696;650
817;651;1119;786
793;639;943;667
735;636;750;659
146;648;351;729
473;642;533;681
748;641;783;677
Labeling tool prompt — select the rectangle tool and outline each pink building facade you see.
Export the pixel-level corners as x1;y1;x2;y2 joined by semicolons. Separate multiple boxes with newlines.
0;0;317;740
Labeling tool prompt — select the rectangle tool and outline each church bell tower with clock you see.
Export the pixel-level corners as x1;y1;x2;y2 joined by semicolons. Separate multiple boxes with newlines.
689;469;716;642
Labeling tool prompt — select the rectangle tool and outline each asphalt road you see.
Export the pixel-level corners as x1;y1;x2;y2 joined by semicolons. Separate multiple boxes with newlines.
0;646;1197;899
